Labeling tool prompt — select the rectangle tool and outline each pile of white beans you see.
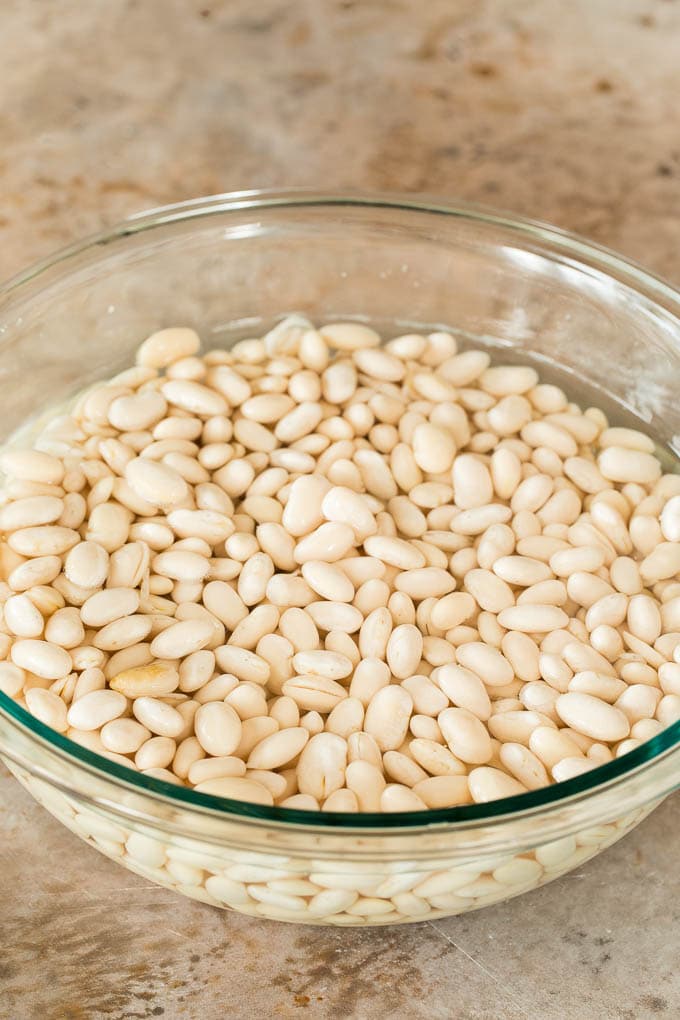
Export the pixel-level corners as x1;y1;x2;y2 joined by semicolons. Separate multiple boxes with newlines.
1;318;679;814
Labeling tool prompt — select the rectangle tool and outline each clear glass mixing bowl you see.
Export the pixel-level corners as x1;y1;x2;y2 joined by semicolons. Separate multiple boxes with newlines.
0;191;678;926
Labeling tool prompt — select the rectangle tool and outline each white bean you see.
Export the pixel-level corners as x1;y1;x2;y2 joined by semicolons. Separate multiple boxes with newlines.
25;687;69;732
132;697;185;738
452;454;493;510
598;447;661;485
456;643;513;687
136;327;200;368
468;766;527;802
11;639;72;680
364;686;413;751
194;702;242;756
297;732;347;800
434;664;491;720
555;692;630;742
125;458;189;508
439;707;493;764
8;526;79;557
4;594;45;638
67;689;127;730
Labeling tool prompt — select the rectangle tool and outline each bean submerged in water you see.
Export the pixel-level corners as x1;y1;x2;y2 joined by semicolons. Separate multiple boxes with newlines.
2;317;678;811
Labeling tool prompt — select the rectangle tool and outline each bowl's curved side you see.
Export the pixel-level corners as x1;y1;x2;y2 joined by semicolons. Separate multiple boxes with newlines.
5;757;661;926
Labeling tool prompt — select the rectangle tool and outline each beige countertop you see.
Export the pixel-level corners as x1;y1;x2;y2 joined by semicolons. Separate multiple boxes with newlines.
1;1;679;1017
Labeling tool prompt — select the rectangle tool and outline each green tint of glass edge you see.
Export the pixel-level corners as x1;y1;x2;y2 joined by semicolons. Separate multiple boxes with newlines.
2;692;678;830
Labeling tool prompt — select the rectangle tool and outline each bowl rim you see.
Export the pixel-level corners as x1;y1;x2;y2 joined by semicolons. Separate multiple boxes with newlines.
0;187;679;832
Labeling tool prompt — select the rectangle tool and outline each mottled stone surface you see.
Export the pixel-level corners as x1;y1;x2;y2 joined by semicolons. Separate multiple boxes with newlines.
3;0;680;282
1;0;679;1017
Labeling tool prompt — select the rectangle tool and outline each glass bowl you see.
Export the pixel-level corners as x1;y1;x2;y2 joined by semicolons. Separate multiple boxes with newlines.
0;191;678;926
